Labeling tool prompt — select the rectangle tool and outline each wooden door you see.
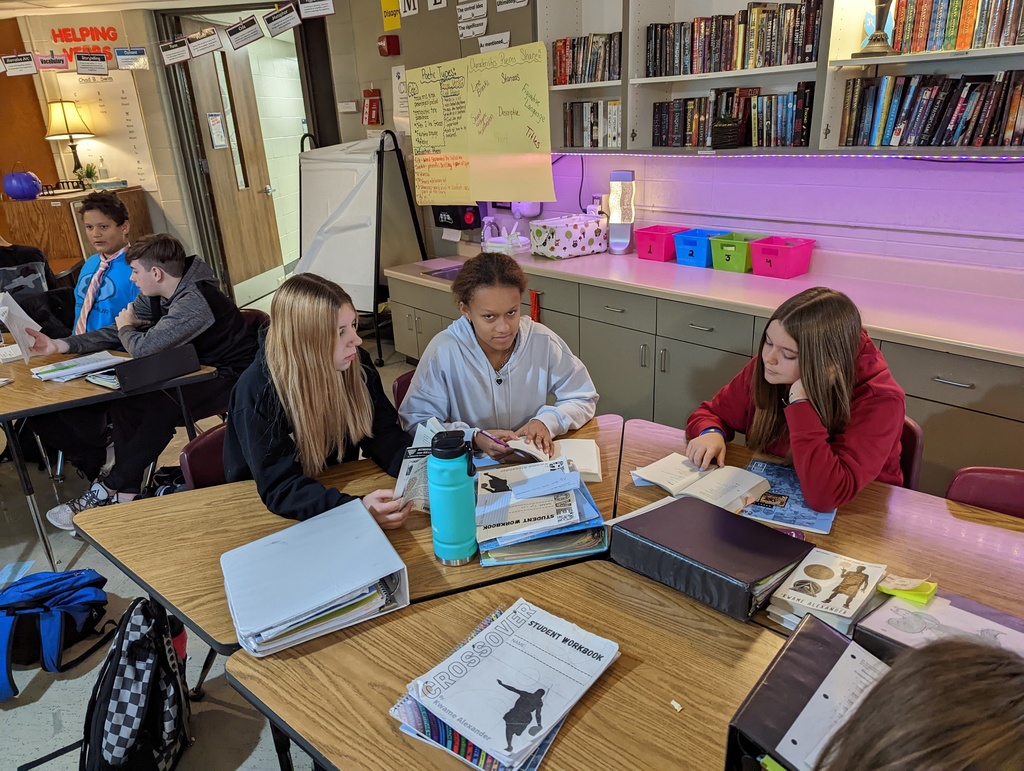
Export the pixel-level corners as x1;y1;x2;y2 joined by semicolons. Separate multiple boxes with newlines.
181;19;281;288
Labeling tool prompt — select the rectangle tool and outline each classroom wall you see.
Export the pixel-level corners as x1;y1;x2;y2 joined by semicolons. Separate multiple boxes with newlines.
538;154;1024;271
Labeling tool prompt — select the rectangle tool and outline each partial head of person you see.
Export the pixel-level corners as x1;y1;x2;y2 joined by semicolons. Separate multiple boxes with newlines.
79;192;130;258
749;287;862;450
125;234;186;298
266;273;372;475
815;638;1024;771
452;252;529;358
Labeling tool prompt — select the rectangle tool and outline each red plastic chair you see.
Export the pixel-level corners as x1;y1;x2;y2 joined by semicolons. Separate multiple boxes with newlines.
392;369;415;410
945;467;1024;519
899;415;924;491
179;422;228;490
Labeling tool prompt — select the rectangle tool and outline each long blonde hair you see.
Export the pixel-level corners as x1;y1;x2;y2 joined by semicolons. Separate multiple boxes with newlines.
815;638;1024;770
265;274;374;476
748;287;862;452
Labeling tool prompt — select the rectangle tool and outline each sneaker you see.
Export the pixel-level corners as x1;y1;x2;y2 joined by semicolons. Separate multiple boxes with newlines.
46;482;117;531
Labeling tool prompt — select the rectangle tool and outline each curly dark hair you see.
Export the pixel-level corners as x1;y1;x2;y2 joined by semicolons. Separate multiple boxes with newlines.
78;191;129;225
450;252;528;307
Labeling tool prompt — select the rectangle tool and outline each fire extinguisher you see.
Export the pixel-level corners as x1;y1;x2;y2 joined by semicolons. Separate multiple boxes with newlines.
362;88;382;126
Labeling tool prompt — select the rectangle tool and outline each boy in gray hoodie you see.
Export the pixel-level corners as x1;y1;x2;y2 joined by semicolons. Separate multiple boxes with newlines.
27;234;257;528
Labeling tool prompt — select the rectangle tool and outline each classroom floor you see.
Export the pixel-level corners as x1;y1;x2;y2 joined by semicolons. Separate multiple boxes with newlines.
0;318;413;770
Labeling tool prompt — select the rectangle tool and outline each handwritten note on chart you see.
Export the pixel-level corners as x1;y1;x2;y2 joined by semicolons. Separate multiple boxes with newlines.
406;42;555;205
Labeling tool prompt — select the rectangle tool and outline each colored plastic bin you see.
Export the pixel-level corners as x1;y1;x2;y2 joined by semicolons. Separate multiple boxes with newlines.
673;228;729;268
635;225;689;261
751;236;816;279
710;232;767;273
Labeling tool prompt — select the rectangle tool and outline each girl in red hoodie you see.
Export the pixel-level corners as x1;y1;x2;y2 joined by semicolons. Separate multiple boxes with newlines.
685;287;906;511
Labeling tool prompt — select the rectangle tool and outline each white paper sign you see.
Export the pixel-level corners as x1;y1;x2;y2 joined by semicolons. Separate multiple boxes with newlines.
264;4;303;36
298;0;335;18
208;112;229;148
1;54;38;76
226;16;266;50
478;31;511;51
75;53;109;75
114;47;149;70
159;39;191;66
36;53;69;70
399;0;420;17
456;0;487;20
427;0;448;8
458;18;487;38
186;27;224;58
391;65;408;117
496;0;528;9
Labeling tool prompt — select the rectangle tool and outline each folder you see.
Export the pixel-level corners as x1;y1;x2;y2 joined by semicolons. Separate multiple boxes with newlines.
114;344;200;393
609;497;814;620
220;499;409;656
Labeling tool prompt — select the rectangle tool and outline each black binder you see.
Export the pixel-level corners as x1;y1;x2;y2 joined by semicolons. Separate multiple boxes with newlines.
113;344;201;393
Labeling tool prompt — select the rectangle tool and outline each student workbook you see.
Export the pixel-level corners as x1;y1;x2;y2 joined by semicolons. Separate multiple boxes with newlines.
740;459;838;534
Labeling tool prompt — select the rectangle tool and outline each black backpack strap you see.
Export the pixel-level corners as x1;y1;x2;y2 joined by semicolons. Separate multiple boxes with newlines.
56;620;117;674
16;740;83;771
0;612;20;701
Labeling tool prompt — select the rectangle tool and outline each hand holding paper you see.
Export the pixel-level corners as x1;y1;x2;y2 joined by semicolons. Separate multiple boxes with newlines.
0;292;44;363
364;489;413;530
25;328;68;357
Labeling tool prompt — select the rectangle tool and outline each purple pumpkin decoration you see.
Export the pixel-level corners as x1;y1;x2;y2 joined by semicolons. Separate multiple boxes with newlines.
3;168;43;201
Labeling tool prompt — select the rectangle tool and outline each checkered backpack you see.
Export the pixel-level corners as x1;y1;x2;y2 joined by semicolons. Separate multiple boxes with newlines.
80;597;192;771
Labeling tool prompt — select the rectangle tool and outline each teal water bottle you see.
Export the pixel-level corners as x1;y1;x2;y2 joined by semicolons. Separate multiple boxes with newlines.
427;431;477;565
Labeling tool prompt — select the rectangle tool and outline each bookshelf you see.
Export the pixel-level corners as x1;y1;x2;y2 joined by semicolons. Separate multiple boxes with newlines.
536;0;1024;155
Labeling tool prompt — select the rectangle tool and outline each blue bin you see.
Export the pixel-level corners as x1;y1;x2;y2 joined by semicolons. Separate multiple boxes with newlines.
673;228;730;268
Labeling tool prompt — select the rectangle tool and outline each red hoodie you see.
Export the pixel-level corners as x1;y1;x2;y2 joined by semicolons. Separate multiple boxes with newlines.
686;331;906;511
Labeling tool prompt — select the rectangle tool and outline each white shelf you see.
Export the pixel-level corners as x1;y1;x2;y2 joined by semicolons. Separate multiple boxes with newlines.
629;62;817;86
831;44;1024;67
551;80;623;91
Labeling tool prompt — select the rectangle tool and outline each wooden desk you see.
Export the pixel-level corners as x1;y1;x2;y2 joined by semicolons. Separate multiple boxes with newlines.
0;347;217;570
225;560;783;771
73;414;624;656
616;419;1024;621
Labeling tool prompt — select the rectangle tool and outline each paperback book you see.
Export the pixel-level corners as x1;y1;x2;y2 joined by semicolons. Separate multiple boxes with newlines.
503;437;603;483
631;453;770;512
739;459;837;534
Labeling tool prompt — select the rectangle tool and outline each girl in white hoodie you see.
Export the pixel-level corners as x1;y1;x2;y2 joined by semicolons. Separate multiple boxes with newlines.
399;253;598;459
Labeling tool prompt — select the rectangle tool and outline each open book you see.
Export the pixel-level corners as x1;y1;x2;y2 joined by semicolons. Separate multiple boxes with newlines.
505;437;603;483
632;453;770;513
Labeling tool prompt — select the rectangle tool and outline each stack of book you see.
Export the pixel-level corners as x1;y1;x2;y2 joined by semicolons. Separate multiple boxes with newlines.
391;599;618;770
562;99;622;148
476;456;607;567
768;548;887;635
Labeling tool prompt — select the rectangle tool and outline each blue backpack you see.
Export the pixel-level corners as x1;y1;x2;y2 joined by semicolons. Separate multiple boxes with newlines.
0;569;113;701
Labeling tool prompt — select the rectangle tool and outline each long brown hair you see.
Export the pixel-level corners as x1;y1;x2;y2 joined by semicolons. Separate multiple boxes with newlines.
265;273;373;476
815;638;1024;770
748;287;862;452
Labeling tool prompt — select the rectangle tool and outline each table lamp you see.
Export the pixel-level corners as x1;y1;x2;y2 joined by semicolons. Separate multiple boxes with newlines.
607;170;635;255
852;0;897;57
44;100;94;174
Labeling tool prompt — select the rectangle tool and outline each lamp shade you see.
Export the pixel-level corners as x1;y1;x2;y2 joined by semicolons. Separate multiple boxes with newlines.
44;100;94;140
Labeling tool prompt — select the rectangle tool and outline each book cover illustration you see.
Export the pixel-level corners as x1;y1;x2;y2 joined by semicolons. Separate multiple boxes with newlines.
774;548;886;619
740;460;837;534
478;483;603;551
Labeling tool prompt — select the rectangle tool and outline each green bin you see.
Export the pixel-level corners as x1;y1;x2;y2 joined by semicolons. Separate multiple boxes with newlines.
710;232;766;273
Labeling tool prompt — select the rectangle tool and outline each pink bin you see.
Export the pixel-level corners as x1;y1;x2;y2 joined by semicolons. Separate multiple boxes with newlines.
751;236;815;279
635;225;689;261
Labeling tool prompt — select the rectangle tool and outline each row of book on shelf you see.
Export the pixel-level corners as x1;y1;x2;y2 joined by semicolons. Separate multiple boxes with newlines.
644;0;822;79
892;0;1024;53
551;31;622;85
839;70;1024;148
652;82;815;148
561;99;622;148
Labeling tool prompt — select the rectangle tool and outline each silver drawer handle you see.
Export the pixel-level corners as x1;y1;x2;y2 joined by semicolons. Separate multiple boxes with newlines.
688;323;715;332
932;376;975;390
659;348;667;373
406;313;414;330
639;344;648;368
604;305;626;313
415;316;422;333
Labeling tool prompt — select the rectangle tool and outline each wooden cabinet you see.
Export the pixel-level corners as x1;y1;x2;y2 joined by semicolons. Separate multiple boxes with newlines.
0;187;153;276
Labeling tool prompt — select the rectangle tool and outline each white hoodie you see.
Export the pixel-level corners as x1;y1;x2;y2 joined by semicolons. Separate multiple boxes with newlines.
398;315;598;437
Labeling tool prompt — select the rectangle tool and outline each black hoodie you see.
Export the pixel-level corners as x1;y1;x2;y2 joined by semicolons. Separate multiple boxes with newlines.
223;341;412;520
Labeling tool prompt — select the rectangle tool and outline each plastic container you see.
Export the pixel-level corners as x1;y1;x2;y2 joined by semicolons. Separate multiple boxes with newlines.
530;214;607;259
635;225;689;261
710;232;767;273
427;431;477;566
750;236;816;279
673;228;729;268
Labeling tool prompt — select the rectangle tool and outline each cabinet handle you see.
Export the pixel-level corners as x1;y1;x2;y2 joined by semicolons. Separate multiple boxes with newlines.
659;348;667;373
932;376;975;390
688;323;715;332
604;305;626;313
406;313;414;330
415;316;422;333
639;344;648;368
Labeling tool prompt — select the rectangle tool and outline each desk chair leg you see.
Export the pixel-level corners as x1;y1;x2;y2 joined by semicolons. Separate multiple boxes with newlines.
271;725;295;771
176;386;198;442
188;648;218;701
3;421;59;571
33;432;55;479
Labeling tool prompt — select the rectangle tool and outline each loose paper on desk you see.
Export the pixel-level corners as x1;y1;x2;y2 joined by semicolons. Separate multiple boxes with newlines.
394;446;431;511
405;41;555;205
0;293;41;364
776;643;889;770
30;351;123;382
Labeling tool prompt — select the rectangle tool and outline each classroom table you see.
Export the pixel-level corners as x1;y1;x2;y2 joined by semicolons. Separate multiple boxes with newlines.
73;414;624;694
616;419;1024;622
0;344;216;571
225;559;784;771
